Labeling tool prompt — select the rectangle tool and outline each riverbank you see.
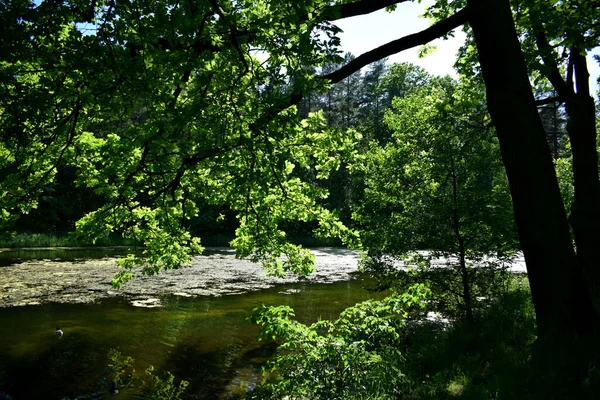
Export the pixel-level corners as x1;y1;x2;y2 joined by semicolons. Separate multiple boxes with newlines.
0;232;234;248
1;248;565;400
0;232;337;249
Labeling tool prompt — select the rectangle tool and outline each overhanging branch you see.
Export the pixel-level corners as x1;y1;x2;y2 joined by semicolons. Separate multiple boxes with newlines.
319;0;408;22
321;7;470;84
252;8;469;131
534;96;565;106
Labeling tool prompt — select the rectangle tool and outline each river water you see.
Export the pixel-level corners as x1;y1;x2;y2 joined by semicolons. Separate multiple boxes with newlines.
0;248;383;399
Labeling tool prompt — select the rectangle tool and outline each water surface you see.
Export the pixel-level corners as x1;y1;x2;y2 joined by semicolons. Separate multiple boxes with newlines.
0;248;381;399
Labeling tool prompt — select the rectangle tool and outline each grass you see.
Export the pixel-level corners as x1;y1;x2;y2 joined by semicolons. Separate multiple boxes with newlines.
0;232;236;248
0;232;342;249
0;232;135;248
398;277;538;399
397;275;600;400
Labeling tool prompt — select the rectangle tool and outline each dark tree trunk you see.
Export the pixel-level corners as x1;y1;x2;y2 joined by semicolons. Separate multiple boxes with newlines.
457;244;473;323
454;196;474;323
564;51;600;313
466;0;597;340
450;151;474;322
534;33;600;314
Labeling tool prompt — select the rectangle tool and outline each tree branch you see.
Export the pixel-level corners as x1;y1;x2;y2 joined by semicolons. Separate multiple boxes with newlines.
250;9;469;131
321;7;470;84
535;95;565;106
534;31;573;97
318;0;408;22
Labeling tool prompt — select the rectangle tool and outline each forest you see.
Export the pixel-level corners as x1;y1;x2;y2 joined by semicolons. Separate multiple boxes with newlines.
1;0;599;398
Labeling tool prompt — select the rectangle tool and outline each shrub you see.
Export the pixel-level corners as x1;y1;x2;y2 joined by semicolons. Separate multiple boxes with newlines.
247;284;431;399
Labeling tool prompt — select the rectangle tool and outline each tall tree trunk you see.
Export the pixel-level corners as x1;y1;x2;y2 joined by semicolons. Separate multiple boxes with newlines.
466;0;597;340
534;31;600;318
565;50;600;313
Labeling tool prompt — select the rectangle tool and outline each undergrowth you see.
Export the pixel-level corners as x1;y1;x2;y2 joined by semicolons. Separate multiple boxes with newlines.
398;276;537;399
0;232;134;248
0;232;332;249
238;276;598;399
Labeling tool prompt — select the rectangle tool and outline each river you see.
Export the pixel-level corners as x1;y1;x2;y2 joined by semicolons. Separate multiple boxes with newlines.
0;247;382;399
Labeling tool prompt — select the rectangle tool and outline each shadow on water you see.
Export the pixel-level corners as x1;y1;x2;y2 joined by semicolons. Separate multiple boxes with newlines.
0;332;107;399
0;302;116;399
156;340;278;400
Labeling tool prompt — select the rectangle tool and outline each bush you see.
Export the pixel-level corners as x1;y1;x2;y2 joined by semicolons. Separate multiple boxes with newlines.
246;284;431;399
243;277;545;400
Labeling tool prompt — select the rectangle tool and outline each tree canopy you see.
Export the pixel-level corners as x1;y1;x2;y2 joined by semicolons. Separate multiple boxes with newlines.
1;0;370;284
2;0;600;374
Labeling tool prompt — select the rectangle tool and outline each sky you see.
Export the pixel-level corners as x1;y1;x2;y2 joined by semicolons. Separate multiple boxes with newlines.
334;0;600;98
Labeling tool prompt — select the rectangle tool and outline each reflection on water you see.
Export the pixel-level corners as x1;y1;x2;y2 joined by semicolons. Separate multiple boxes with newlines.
0;253;383;399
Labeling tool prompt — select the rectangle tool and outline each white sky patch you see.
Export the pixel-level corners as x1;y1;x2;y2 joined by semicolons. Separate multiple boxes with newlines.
334;0;462;78
335;0;600;97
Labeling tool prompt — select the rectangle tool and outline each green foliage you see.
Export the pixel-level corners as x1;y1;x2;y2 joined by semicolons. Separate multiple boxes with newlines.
353;77;518;319
418;44;438;59
107;348;189;399
0;0;358;284
355;79;515;254
247;284;431;399
107;348;136;388
141;366;190;400
243;278;552;400
0;232;71;248
555;142;575;213
379;63;433;112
